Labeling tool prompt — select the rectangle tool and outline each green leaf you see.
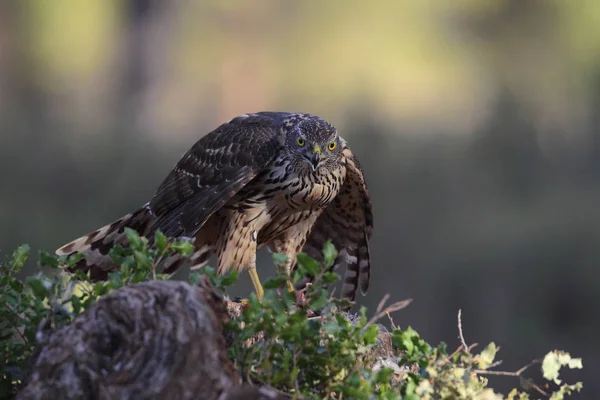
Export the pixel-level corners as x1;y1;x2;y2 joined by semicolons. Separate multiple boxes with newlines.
108;245;126;264
188;272;202;285
264;275;289;289
332;297;353;311
281;286;297;308
362;324;379;345
38;251;59;269
322;241;338;267
290;367;300;383
5;291;20;307
220;270;239;287
93;282;110;296
121;256;136;273
272;252;289;267
154;231;168;253
375;367;394;384
124;227;143;250
296;253;320;277
542;350;583;385
392;326;425;356
171;240;194;256
71;294;82;314
198;265;216;278
308;290;329;311
133;250;151;269
477;342;497;369
549;382;583;400
70;270;90;282
247;292;261;308
322;272;340;284
401;335;414;355
65;252;86;268
26;277;48;300
9;244;30;273
108;271;124;288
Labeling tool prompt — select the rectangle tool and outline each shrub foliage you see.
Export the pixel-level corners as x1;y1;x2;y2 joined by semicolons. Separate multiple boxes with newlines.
0;231;583;399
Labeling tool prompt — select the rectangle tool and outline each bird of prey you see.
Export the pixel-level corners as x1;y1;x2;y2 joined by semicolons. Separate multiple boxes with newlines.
56;112;373;301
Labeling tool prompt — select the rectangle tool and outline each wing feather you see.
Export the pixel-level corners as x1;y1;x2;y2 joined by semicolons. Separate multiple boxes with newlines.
302;145;373;302
148;114;284;237
55;113;286;280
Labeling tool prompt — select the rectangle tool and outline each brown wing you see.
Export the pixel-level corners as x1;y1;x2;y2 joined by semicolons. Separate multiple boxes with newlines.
302;145;374;301
55;113;286;280
148;113;286;238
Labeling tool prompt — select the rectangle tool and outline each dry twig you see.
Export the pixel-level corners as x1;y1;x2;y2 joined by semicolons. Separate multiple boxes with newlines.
365;296;413;328
473;359;546;396
456;310;547;397
457;309;469;354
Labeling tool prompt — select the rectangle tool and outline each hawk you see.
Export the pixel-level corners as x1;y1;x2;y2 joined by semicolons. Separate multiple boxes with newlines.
56;112;373;301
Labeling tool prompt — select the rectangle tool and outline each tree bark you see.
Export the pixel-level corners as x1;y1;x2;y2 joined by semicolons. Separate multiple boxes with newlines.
17;278;287;400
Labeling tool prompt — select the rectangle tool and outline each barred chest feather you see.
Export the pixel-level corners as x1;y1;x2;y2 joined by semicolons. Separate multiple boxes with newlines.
229;157;347;243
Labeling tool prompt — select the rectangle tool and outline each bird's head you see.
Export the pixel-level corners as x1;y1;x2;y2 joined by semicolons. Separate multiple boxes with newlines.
283;115;344;173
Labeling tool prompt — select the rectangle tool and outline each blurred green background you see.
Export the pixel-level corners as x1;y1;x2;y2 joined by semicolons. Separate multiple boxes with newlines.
0;0;598;396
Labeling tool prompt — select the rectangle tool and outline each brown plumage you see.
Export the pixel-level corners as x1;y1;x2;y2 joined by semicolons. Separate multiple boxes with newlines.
56;112;373;301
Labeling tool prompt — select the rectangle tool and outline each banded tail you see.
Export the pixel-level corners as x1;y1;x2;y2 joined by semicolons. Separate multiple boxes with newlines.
340;229;371;301
296;228;371;306
56;204;211;280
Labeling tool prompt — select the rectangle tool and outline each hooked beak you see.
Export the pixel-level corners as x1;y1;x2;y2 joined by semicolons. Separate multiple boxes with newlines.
310;151;320;170
302;144;322;171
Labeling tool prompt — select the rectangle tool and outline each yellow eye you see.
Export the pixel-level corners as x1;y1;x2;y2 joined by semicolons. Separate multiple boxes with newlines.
297;138;305;147
328;142;337;151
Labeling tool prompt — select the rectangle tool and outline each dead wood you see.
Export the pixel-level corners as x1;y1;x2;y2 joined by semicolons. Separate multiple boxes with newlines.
17;278;287;400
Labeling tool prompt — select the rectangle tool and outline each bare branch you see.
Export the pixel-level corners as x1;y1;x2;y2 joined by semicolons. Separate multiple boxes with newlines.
385;311;398;330
458;309;469;354
446;345;464;362
375;293;390;315
486;360;503;369
473;370;516;377
515;359;541;376
366;298;413;327
473;359;546;396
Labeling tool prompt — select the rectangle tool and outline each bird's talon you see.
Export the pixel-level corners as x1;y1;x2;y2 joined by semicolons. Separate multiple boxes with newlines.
240;298;251;309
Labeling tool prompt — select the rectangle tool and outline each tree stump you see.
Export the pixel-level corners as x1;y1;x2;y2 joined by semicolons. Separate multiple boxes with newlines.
17;278;287;400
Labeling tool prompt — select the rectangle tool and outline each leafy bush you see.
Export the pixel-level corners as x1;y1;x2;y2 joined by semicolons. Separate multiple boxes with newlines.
0;231;583;399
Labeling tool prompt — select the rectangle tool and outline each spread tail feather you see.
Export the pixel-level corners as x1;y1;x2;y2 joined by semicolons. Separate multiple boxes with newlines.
55;205;213;281
164;244;213;276
56;205;155;257
295;240;370;305
339;232;371;301
341;229;371;299
55;205;156;280
357;230;371;294
340;248;360;301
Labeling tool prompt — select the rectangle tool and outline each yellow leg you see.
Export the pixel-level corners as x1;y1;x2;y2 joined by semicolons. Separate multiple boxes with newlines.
271;235;309;295
286;277;295;293
248;267;264;301
279;262;296;293
283;262;296;292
